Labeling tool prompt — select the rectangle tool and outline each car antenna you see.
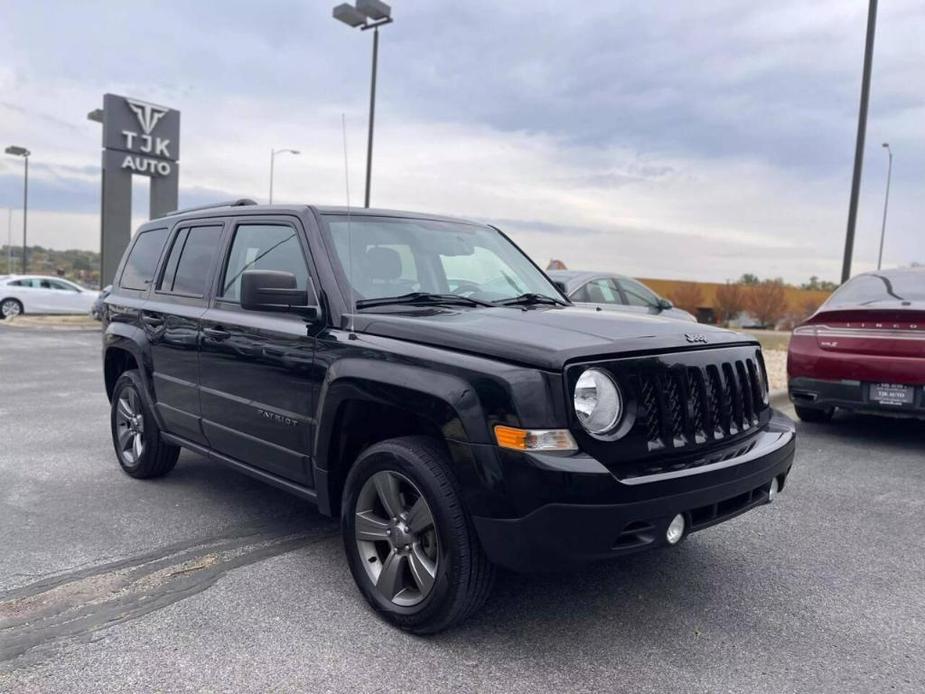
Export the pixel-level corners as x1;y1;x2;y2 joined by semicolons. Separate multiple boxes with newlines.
342;113;357;338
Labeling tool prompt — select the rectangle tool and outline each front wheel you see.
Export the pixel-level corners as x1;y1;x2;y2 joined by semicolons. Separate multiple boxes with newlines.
341;436;495;634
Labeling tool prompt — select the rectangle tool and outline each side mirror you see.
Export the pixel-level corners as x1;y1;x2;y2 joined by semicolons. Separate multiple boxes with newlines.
553;280;568;294
657;298;673;311
241;270;317;319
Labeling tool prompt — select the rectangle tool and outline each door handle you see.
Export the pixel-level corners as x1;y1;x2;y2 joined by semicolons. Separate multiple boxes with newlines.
141;313;164;328
203;327;231;341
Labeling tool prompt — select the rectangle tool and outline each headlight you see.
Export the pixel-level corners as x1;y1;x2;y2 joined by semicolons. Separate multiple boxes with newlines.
574;368;622;435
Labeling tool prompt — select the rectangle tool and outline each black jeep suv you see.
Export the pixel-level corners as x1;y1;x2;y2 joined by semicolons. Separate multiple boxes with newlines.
102;201;796;633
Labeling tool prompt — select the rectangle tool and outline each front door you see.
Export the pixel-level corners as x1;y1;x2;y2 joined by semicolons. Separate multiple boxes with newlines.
199;219;318;486
142;223;225;445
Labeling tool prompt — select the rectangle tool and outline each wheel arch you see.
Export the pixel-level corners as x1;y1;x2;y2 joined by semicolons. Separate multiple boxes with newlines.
312;360;489;517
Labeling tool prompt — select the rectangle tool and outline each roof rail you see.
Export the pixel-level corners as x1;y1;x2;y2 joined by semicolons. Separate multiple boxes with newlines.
165;198;258;216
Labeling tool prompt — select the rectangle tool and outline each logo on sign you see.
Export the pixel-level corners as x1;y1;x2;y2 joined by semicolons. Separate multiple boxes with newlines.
126;99;169;135
120;97;173;176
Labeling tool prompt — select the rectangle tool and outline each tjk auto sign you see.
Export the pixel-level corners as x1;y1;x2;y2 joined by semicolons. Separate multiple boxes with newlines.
102;93;180;176
98;93;181;284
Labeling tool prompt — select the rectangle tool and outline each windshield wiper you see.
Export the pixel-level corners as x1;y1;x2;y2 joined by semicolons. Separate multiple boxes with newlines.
493;292;567;307
355;292;493;310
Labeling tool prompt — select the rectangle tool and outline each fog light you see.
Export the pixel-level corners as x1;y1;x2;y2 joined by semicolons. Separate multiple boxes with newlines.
666;514;685;545
768;477;779;502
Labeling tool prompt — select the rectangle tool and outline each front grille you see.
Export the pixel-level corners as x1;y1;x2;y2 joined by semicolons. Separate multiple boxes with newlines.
637;354;765;452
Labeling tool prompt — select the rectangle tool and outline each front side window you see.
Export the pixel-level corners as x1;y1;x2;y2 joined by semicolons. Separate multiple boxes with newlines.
120;228;168;291
618;278;659;307
576;279;621;304
322;216;558;304
157;225;223;297
220;224;310;302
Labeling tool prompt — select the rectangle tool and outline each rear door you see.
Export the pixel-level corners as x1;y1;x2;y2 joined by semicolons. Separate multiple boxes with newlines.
142;222;226;444
198;218;318;485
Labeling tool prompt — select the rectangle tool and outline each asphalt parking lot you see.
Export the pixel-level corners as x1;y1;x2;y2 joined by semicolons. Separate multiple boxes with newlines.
1;328;924;693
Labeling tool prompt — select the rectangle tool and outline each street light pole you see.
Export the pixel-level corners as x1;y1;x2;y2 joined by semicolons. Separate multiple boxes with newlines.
7;208;12;275
333;1;393;209
5;146;30;274
269;148;300;204
364;25;380;209
840;0;879;284
877;142;892;270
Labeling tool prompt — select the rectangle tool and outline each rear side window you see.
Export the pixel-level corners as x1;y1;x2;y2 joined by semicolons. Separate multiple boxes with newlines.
157;225;224;297
220;224;310;302
120;228;167;291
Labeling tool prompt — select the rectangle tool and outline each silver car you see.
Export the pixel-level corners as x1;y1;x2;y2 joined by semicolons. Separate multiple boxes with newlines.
548;270;697;322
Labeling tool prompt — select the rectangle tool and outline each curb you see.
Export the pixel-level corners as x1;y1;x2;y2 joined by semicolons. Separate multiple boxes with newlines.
769;388;790;409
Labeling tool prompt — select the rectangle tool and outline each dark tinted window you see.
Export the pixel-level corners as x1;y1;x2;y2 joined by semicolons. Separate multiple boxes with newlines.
827;272;925;307
158;226;223;297
220;224;309;302
158;228;189;292
120;228;167;290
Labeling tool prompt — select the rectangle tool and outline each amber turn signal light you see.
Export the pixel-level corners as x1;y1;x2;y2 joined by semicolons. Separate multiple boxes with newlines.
494;425;578;452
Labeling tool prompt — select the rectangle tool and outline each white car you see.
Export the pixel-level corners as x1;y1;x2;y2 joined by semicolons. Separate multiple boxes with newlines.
0;275;100;319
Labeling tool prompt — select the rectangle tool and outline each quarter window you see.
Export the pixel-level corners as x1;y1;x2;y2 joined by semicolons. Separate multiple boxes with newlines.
120;228;168;291
220;224;310;302
157;225;223;297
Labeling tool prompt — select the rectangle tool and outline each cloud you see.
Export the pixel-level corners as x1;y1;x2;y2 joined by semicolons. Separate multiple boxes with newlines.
1;0;923;281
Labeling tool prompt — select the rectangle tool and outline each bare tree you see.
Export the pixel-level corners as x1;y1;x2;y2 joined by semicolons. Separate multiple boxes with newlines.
713;281;745;326
745;279;787;329
669;282;704;317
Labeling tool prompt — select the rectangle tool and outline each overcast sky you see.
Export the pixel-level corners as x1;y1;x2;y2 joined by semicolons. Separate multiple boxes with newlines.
1;0;923;283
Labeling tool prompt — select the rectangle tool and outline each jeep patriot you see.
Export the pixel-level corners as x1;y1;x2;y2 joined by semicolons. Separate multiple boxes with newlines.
102;200;796;632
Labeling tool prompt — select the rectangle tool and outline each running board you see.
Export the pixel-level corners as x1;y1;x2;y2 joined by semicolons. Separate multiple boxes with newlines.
161;432;319;504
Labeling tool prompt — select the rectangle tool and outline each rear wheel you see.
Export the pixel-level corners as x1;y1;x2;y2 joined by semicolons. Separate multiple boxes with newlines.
341;436;495;634
794;404;834;423
110;370;179;478
0;298;23;319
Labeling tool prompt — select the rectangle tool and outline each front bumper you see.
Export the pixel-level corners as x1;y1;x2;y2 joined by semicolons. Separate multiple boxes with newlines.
789;376;925;419
469;411;795;572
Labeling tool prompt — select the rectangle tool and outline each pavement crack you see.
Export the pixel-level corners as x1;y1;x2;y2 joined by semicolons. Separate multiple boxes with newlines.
0;528;337;667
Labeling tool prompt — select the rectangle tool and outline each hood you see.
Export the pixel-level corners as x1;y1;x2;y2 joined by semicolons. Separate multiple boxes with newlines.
354;304;751;370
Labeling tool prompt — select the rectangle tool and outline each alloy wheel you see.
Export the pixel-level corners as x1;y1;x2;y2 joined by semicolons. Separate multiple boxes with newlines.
354;470;439;607
1;300;22;318
116;387;145;466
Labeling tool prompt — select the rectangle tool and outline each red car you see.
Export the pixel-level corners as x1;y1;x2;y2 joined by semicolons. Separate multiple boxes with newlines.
788;268;925;422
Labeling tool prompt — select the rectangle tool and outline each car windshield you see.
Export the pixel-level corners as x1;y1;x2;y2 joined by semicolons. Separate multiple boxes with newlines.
321;215;561;307
826;272;925;307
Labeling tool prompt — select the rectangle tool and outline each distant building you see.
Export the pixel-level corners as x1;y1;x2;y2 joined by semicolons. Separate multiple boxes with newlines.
636;277;832;327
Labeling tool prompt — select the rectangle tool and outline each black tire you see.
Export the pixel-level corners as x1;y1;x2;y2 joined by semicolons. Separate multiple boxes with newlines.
341;436;495;634
794;404;834;423
110;370;179;478
0;298;23;320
